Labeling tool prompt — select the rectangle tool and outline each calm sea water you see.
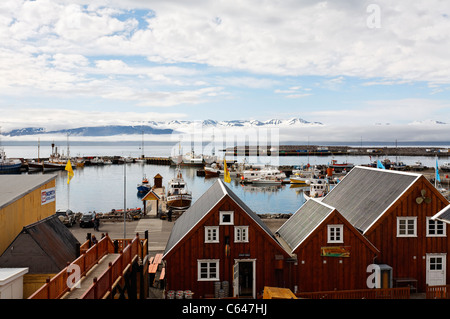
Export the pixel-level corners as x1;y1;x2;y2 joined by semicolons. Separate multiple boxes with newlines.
3;142;448;215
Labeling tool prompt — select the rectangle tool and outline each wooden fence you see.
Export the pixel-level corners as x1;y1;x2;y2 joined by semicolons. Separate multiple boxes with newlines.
28;233;147;299
79;234;145;299
426;285;450;299
296;287;410;299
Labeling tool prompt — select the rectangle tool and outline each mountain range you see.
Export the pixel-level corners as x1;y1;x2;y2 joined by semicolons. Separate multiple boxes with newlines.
1;117;323;137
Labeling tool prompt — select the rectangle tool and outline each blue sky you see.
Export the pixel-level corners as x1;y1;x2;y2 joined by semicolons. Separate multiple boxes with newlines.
0;0;449;141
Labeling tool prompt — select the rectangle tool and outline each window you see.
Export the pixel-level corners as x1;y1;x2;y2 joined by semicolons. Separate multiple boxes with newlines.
427;218;446;237
235;226;249;243
198;260;219;281
397;217;417;237
327;225;343;243
205;226;219;243
220;211;234;225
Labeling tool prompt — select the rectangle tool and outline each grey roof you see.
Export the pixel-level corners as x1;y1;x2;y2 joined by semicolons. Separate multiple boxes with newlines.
0;174;57;210
163;179;276;257
433;204;450;223
0;215;80;272
322;166;420;233
276;199;335;251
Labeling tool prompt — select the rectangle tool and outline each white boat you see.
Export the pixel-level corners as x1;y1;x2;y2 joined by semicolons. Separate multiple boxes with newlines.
182;151;204;166
251;176;284;185
0;148;22;174
410;161;424;170
241;166;286;183
91;157;104;165
166;168;192;210
440;162;450;172
303;179;330;201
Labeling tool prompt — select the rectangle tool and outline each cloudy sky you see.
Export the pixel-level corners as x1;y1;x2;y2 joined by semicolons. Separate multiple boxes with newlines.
0;0;449;142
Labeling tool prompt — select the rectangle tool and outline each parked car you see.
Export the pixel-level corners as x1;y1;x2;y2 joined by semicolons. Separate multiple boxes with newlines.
55;209;76;227
80;212;96;228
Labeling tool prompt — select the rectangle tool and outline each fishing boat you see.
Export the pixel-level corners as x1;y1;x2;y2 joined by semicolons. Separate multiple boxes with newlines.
0;148;22;174
289;166;320;185
204;163;221;177
182;151;204;166
241;166;286;184
166;168;192;210
137;175;151;193
303;178;330;201
329;159;354;169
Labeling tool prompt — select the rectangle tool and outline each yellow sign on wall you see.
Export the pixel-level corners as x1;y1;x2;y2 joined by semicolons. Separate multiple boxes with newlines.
320;246;351;257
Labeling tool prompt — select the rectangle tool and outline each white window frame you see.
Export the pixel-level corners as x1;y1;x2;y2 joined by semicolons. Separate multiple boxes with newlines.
397;217;417;237
327;224;343;243
197;259;220;281
235;226;249;243
205;226;219;243
427;217;447;237
220;211;234;225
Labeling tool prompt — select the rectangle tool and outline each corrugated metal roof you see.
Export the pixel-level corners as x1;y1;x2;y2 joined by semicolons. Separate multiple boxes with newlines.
433;204;450;223
0;174;57;210
322;166;419;233
0;214;80;272
23;214;80;269
276;199;334;251
163;179;278;258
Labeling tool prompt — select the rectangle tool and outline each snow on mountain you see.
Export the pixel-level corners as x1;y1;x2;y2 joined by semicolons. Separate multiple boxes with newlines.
408;120;447;125
149;117;322;129
1;117;323;137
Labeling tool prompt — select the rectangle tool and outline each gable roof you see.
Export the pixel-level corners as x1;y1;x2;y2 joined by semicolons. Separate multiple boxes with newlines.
321;166;420;233
0;215;80;272
163;179;277;258
432;204;450;224
276;199;335;252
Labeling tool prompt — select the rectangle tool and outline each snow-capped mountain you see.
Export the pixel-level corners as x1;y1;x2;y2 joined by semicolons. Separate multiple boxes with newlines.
1;117;322;137
150;117;323;129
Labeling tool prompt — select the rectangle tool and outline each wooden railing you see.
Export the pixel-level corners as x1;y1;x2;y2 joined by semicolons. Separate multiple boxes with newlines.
426;285;450;299
296;287;410;299
28;233;147;299
79;234;146;299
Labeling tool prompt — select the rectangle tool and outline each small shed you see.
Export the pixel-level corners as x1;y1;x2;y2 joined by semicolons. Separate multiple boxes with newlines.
153;174;163;188
0;214;80;298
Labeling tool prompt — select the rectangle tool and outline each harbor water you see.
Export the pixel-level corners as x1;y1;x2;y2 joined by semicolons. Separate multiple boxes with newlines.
2;142;449;216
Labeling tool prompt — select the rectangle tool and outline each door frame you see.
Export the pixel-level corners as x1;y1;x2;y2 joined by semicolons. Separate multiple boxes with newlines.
426;253;447;286
233;259;256;298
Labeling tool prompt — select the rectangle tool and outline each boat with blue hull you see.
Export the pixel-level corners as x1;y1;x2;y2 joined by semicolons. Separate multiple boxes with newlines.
0;148;22;174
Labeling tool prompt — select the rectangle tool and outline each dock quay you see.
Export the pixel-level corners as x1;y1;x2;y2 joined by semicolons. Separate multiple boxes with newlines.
225;145;450;157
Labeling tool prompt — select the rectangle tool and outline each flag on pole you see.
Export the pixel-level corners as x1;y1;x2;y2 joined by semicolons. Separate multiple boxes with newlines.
377;160;385;170
65;160;74;184
436;158;441;183
224;158;231;183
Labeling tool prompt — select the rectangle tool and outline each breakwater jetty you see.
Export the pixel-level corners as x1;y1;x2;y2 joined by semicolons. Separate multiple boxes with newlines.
225;145;450;157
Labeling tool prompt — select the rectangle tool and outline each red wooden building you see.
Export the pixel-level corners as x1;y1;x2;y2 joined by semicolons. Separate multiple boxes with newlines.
163;166;449;297
163;179;292;298
276;199;379;292
278;166;450;293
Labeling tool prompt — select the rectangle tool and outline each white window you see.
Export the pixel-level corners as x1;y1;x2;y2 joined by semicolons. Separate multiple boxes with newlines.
205;226;219;243
327;225;343;243
235;226;249;243
397;217;417;237
220;211;234;225
427;218;446;237
198;260;219;281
